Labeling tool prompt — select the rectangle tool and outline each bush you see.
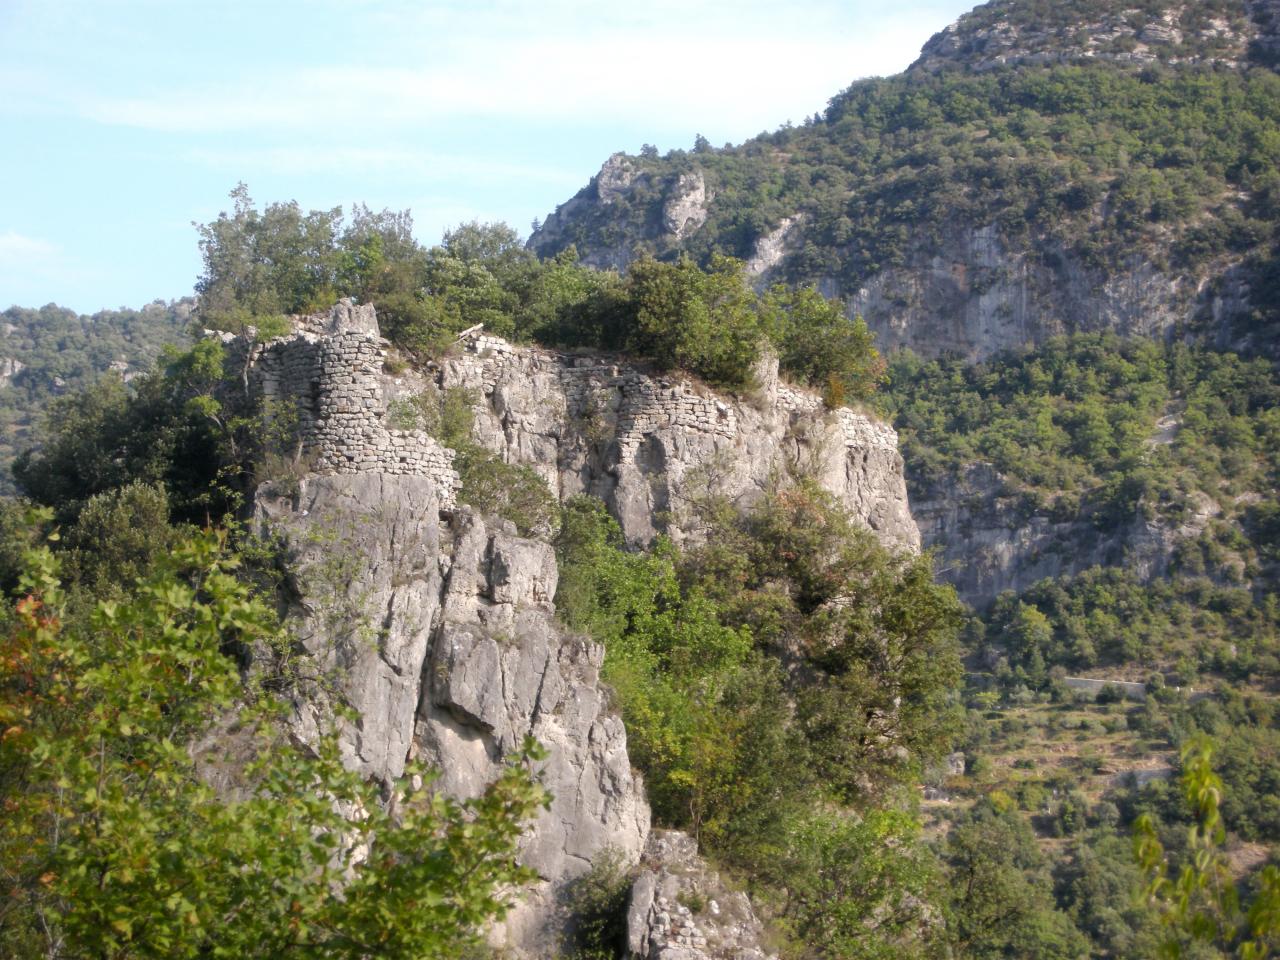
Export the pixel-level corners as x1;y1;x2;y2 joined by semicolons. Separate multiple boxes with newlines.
561;849;634;960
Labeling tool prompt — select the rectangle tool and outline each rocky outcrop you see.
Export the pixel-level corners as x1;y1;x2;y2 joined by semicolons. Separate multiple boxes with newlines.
255;477;650;955
663;172;710;241
842;223;1188;360
745;216;801;280
911;0;1270;73
438;333;919;553
236;302;915;956
0;357;25;384
529;158;715;272
627;831;778;960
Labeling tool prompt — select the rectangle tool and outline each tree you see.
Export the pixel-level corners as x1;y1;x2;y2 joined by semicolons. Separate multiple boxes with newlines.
1134;737;1280;959
762;287;886;404
0;527;549;959
778;809;945;960
194;184;342;329
944;800;1090;959
623;255;763;386
687;482;965;797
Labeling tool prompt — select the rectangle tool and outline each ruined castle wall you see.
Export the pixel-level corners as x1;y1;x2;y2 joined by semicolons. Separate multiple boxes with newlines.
217;303;461;505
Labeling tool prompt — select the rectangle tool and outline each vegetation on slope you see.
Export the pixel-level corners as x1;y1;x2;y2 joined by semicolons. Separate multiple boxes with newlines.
874;329;1280;959
0;520;548;958
0;303;191;495
536;53;1280;348
192;188;883;396
553;488;1107;959
878;332;1280;558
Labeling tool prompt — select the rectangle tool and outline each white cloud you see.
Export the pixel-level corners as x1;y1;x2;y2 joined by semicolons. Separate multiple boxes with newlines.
77;6;950;140
0;231;57;263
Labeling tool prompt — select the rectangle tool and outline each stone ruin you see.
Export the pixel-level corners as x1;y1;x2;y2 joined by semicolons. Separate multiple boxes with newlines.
211;300;460;506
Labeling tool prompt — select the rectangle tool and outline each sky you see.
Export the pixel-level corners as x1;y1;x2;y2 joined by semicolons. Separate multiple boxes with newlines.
0;0;976;314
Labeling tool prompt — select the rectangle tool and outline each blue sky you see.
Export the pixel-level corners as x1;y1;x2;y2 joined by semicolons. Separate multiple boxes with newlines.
0;0;975;313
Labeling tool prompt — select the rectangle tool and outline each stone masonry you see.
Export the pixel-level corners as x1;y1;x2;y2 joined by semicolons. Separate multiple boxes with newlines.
213;300;460;504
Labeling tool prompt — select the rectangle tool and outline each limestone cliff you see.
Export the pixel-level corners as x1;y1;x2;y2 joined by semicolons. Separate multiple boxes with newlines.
232;301;919;956
913;462;1222;608
840;223;1188;362
428;331;918;553
257;479;649;954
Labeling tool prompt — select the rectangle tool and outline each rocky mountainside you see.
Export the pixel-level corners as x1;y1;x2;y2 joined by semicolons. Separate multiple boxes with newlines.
529;0;1280;361
912;0;1280;73
234;301;917;956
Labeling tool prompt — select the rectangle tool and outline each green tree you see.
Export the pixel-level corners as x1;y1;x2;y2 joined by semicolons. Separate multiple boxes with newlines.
0;528;549;959
944;799;1090;959
1134;737;1280;959
777;809;945;960
195;183;343;329
763;286;886;403
622;255;763;386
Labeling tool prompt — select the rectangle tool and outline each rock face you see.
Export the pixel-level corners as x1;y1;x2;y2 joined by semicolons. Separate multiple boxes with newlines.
745;216;801;279
627;831;778;960
913;463;1220;607
238;303;916;956
843;223;1185;361
256;477;650;955
0;357;25;384
529;158;714;272
911;0;1276;73
439;333;919;553
663;171;710;240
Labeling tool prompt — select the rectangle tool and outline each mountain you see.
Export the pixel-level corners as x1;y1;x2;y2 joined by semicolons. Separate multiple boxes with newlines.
913;0;1280;73
6;1;1280;955
530;0;1280;360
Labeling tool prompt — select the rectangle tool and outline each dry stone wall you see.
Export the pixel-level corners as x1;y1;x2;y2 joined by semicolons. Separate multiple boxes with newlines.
216;300;460;502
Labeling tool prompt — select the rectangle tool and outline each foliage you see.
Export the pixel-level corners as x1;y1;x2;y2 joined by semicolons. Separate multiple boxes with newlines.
774;809;945;960
984;566;1280;683
942;799;1092;959
560;848;635;960
0;526;549;959
879;334;1280;530
762;287;886;403
12;333;322;531
1055;829;1163;958
554;495;760;838
684;482;965;797
555;489;969;958
1134;737;1280;958
618;254;764;386
193;189;884;395
0;302;191;496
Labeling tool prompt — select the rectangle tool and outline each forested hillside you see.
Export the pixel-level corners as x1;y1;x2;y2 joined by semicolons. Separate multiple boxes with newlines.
4;0;1280;955
530;0;1280;359
0;302;191;493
